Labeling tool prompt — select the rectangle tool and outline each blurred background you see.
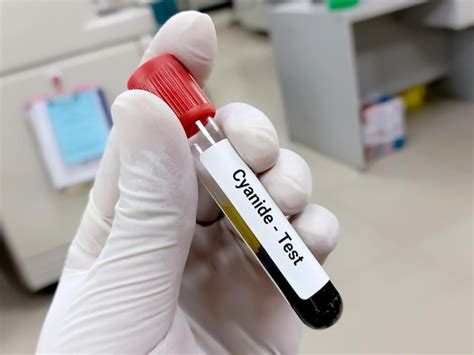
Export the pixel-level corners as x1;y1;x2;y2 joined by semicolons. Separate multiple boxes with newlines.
0;0;472;353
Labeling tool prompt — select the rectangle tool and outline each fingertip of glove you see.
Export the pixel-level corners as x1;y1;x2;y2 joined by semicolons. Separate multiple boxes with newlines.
142;11;216;86
217;103;280;173
170;11;215;41
292;204;340;260
260;149;312;215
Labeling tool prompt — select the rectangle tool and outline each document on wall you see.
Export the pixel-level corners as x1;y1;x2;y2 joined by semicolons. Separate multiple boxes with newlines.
26;88;111;190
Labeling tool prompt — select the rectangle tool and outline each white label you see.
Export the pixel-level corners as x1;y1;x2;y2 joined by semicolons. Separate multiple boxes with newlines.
200;139;329;299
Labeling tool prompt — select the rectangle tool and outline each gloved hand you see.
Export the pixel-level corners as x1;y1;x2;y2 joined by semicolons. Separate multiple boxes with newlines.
37;11;340;354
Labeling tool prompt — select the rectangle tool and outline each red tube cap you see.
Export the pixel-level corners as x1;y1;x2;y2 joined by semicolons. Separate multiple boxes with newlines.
127;54;216;138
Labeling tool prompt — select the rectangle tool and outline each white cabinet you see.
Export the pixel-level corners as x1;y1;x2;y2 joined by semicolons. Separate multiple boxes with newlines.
0;1;154;75
0;2;155;290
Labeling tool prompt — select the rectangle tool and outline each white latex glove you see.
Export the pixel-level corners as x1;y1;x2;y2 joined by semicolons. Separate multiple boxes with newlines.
37;11;340;354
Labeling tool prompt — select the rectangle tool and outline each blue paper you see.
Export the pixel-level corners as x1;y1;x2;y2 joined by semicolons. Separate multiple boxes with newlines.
47;90;109;165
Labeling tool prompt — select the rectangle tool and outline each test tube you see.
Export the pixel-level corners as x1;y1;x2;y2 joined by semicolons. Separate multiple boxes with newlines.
128;54;342;329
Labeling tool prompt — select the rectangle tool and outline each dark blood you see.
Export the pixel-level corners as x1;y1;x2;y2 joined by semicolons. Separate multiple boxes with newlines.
256;247;343;329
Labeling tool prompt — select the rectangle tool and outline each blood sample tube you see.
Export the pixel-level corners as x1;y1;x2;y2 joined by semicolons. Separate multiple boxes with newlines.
128;54;343;329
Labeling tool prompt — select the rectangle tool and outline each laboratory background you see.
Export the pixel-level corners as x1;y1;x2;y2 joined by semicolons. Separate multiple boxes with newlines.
0;0;473;353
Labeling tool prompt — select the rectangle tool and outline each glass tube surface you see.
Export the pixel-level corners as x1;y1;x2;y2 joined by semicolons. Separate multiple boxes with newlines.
191;118;342;329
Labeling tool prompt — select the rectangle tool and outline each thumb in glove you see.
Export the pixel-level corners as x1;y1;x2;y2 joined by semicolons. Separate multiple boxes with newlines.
37;89;198;353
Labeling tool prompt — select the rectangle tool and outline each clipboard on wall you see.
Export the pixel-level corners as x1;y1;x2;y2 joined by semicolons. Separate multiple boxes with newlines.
26;87;112;190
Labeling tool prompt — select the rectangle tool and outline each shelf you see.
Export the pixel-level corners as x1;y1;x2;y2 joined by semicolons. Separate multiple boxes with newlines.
353;14;449;100
274;0;426;24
